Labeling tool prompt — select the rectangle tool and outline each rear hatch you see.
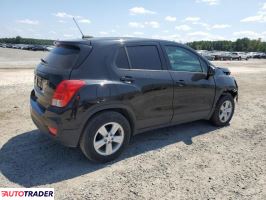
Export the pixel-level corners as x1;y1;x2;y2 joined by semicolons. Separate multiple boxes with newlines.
34;41;92;108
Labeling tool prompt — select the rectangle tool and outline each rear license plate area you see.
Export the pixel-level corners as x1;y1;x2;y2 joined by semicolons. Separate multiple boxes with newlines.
35;75;43;90
35;75;48;92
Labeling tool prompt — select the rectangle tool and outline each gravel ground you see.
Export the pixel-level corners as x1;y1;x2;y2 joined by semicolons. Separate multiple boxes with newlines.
0;48;266;199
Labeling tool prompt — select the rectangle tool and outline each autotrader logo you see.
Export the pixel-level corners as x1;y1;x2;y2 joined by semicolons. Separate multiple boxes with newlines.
0;188;54;200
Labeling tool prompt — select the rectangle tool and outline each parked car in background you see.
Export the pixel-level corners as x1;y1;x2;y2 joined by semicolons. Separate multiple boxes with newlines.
213;52;232;60
46;46;55;51
6;44;13;48
203;53;215;61
21;45;35;50
239;52;250;60
212;52;243;61
247;52;265;59
197;50;215;61
231;52;249;60
31;45;48;51
253;52;266;59
30;37;238;162
11;44;19;49
16;44;27;49
230;52;241;60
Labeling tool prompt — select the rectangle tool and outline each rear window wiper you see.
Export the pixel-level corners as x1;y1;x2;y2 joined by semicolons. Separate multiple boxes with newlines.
41;58;48;64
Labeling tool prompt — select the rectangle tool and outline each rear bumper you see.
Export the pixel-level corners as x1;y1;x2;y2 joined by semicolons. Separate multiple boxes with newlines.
30;92;81;147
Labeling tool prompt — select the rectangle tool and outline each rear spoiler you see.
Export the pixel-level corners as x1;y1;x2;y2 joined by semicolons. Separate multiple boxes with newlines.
54;40;92;47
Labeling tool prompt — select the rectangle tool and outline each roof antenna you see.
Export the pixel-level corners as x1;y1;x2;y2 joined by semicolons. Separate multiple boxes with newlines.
73;17;85;38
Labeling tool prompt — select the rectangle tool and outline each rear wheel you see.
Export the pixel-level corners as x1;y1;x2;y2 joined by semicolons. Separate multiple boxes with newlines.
80;111;131;163
210;94;235;126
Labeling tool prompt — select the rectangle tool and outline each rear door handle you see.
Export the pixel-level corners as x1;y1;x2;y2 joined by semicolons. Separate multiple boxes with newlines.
176;80;186;87
120;76;135;83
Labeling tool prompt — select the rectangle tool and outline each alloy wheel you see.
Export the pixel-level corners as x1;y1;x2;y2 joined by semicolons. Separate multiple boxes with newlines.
93;122;124;156
219;100;233;123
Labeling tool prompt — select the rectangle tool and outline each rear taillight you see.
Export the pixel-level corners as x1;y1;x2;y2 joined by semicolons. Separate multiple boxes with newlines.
48;127;57;136
51;80;85;107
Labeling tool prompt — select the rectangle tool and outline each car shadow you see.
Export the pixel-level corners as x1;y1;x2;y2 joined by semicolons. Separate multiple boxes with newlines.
0;120;220;187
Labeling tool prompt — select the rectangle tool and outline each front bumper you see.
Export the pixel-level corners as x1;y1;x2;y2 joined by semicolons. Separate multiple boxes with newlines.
30;93;81;147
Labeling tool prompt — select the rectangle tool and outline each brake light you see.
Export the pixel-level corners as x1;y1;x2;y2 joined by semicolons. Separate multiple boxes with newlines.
51;80;85;107
48;127;57;136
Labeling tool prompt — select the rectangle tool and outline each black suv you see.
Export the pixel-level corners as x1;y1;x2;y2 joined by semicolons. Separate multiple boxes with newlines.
30;37;238;162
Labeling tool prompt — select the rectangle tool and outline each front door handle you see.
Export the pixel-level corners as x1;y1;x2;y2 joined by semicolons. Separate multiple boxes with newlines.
120;76;135;83
176;80;186;87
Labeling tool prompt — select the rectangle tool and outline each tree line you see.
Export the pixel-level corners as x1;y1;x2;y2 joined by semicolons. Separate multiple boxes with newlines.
0;36;266;52
187;38;266;52
0;36;54;45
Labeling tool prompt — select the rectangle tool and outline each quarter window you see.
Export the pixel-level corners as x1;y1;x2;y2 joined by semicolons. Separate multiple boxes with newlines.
165;46;202;72
127;45;162;70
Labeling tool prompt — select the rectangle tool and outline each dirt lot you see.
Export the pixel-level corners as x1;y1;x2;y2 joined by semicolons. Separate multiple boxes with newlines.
0;48;266;199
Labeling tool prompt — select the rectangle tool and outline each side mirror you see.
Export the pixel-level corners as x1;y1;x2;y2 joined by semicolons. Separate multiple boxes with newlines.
207;66;215;78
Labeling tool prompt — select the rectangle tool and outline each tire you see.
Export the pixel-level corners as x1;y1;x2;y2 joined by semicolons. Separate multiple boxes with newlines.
80;111;131;163
210;94;235;126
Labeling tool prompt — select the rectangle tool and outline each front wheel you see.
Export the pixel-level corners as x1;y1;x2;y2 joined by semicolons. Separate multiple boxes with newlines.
80;111;131;163
210;94;235;126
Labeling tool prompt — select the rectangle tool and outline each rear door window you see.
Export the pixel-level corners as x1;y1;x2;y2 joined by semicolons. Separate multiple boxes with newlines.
126;45;162;70
115;47;130;69
43;45;80;69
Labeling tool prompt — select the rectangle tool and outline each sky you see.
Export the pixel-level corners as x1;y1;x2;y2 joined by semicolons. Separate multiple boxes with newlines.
0;0;266;42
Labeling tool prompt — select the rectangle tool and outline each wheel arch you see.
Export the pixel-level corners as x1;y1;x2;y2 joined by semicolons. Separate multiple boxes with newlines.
221;89;238;100
208;87;237;119
78;104;136;145
210;90;235;126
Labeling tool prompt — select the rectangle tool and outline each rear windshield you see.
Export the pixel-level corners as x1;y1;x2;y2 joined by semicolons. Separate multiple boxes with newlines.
43;45;80;69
